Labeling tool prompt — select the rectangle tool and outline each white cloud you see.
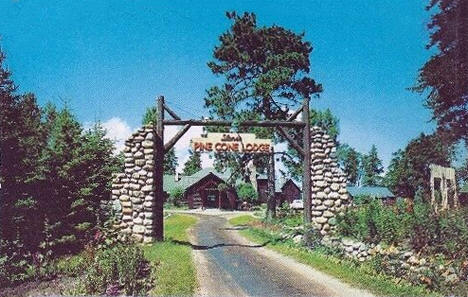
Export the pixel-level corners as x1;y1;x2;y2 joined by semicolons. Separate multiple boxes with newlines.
101;117;134;152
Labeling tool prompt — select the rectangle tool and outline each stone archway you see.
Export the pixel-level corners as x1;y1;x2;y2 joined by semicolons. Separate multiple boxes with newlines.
108;124;348;242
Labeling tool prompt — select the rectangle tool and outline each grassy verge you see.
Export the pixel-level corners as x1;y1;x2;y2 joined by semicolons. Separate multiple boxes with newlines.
143;214;198;296
229;214;259;226
229;215;436;297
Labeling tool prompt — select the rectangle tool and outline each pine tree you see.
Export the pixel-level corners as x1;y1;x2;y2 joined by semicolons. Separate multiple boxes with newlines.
183;150;202;176
414;0;468;142
337;144;361;185
0;50;45;251
41;107;84;254
361;145;384;186
205;12;322;220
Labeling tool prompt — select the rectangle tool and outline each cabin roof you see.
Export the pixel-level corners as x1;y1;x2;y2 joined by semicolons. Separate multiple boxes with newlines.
346;186;395;198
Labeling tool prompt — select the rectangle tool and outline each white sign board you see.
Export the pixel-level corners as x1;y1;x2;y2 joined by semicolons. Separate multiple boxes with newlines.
191;133;272;154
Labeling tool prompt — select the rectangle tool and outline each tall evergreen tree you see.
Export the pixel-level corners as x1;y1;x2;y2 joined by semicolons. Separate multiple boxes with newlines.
41;107;84;254
183;150;202;176
204;11;322;219
0;50;45;250
414;0;468;142
337;144;361;185
68;123;122;241
361;145;384;186
142;107;178;174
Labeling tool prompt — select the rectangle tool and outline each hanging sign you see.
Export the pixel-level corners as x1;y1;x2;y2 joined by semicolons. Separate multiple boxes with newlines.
191;133;272;154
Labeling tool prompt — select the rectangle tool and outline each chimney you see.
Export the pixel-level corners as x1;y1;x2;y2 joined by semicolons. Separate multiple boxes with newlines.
175;171;180;182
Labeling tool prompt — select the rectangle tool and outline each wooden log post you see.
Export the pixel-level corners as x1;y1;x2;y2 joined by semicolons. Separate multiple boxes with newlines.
153;96;165;241
266;146;276;221
302;97;311;224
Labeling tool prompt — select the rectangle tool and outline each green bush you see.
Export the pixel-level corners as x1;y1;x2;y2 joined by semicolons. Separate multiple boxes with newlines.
73;244;153;296
169;187;185;207
236;183;258;203
338;196;468;260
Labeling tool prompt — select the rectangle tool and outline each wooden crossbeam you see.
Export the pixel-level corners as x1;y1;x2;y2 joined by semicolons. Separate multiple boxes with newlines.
163;103;181;120
276;126;304;157
163;119;305;128
287;105;304;121
164;124;191;152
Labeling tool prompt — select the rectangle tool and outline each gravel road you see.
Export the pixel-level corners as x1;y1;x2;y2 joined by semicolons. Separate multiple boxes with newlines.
189;213;374;297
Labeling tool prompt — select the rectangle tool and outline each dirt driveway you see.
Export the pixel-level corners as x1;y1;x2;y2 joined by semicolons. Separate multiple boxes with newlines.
188;213;374;297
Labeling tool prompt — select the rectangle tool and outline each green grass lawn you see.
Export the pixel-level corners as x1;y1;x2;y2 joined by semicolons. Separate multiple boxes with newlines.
143;214;198;296
229;215;436;297
228;214;259;226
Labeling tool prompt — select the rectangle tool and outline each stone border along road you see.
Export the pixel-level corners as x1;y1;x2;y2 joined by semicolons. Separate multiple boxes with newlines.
181;211;374;297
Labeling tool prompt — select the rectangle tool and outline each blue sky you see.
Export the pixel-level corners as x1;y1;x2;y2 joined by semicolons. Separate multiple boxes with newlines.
1;0;436;170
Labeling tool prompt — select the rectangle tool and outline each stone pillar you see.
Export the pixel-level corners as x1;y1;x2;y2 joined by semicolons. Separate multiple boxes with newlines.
309;126;350;235
110;124;156;243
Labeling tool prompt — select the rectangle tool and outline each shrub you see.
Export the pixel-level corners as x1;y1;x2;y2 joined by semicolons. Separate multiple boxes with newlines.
336;201;372;242
410;198;438;251
73;244;153;296
338;195;468;260
236;183;258;203
169;187;185;207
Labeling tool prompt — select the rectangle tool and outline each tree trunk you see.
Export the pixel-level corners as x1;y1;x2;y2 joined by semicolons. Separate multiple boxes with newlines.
266;147;276;221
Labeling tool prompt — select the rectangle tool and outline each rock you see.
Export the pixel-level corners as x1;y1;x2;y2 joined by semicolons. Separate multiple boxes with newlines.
134;217;143;224
328;192;340;199
314;180;326;187
314;205;327;211
330;183;340;191
323;210;334;218
293;235;303;244
145;132;154;140
342;238;354;246
144;201;154;208
143;236;153;243
316;192;327;199
134;151;144;159
133;225;145;234
314;217;328;224
142;185;153;192
142;140;153;148
144;149;154;154
311;199;322;205
145;212;154;219
323;199;334;206
135;159;146;166
121;201;131;208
